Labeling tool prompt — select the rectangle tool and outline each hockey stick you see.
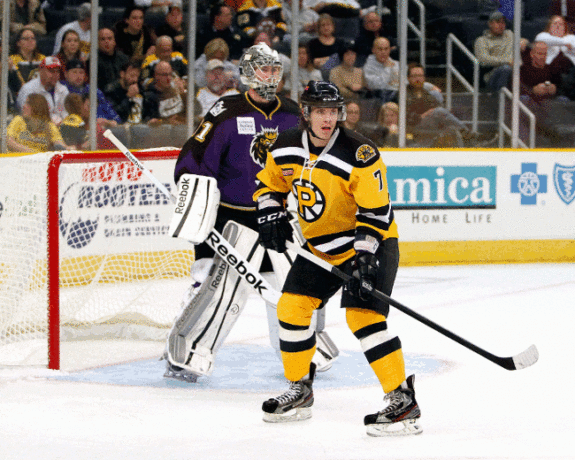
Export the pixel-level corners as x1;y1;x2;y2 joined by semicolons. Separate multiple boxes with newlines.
103;129;281;305
285;241;539;371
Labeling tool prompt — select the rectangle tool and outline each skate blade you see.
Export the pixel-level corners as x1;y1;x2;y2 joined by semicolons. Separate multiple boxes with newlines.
163;369;199;383
262;407;312;423
366;418;422;437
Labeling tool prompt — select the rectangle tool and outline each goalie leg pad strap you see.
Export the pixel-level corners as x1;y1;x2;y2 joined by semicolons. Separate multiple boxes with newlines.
167;221;264;376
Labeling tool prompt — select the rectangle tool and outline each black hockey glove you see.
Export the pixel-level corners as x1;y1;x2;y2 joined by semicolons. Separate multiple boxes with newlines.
257;206;293;253
347;252;380;301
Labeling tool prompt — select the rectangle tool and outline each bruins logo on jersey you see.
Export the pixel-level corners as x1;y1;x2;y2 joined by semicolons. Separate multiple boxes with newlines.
250;127;278;167
292;179;325;222
356;144;377;163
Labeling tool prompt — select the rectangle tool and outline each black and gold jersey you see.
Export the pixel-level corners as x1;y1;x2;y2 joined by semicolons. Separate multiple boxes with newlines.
255;126;398;266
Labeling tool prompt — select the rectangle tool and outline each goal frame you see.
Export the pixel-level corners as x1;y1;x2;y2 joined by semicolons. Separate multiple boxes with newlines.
46;150;180;370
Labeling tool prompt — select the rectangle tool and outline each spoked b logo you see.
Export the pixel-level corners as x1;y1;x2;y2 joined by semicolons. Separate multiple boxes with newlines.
292;179;325;222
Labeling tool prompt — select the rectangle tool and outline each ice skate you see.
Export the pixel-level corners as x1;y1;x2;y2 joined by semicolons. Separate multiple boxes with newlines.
262;363;316;423
364;374;422;436
163;361;199;383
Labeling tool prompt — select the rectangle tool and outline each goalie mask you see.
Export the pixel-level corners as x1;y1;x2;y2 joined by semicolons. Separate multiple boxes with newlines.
300;80;347;122
239;43;283;101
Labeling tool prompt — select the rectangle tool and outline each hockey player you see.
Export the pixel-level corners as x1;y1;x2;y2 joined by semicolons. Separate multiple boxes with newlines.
164;44;338;382
253;81;422;436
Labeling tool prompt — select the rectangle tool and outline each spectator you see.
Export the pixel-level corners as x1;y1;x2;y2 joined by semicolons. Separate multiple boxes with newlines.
90;28;130;91
281;0;318;45
534;15;575;78
235;0;288;42
377;101;400;147
55;30;87;80
518;41;561;102
474;11;523;94
295;43;322;95
60;93;87;149
329;39;364;100
355;11;396;67
405;63;471;146
142;61;186;125
7;93;70;152
154;4;187;54
197;2;250;61
10;0;46;36
61;59;121;128
104;60;144;124
9;27;45;95
140;35;187;89
16;56;69;125
362;36;399;102
194;38;240;88
196;59;240;118
307;13;346;74
52;2;92;56
114;6;156;62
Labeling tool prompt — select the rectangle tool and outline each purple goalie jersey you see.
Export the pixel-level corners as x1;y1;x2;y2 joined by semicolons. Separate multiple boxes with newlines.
175;92;300;209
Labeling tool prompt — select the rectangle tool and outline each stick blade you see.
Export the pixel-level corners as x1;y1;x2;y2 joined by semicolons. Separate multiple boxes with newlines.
511;344;539;370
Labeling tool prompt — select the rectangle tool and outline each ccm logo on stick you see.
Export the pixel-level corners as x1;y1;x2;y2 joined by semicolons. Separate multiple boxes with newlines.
206;231;268;295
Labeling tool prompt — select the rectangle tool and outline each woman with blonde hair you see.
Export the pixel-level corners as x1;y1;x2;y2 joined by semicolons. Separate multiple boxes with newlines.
194;38;240;88
7;93;71;152
306;13;346;72
377;101;400;147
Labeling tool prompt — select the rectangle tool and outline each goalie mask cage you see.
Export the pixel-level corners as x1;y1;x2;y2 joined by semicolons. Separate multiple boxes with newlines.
0;150;194;370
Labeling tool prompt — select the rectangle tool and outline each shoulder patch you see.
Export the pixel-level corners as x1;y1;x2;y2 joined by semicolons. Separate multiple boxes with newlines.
355;144;377;163
209;100;226;117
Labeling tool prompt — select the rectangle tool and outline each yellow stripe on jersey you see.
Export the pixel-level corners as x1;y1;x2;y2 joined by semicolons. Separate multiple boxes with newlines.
255;129;398;266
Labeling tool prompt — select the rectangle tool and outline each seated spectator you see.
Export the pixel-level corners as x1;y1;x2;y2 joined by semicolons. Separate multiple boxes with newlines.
474;11;526;94
154;4;187;54
518;41;561;102
355;10;397;66
305;0;360;18
90;28;130;91
16;56;69;125
534;15;575;78
60;93;88;149
362;36;399;102
377;101;400;147
104;60;145;124
197;2;250;61
10;0;46;36
235;0;288;42
295;43;323;96
142;61;186;125
9;27;45;95
281;0;318;45
341;100;382;140
7;93;71;152
114;6;156;62
55;30;87;80
307;13;345;74
52;2;92;56
140;35;187;89
329;39;364;100
61;59;121;128
196;59;240;119
194;38;240;89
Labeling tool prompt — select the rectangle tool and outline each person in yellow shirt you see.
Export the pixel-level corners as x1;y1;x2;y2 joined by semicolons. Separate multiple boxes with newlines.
7;94;71;153
253;81;421;436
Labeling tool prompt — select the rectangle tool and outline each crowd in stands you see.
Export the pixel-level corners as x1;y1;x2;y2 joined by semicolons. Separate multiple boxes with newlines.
3;0;575;152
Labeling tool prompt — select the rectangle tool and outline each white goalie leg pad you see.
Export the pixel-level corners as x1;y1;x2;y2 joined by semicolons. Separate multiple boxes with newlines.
166;221;264;377
169;174;220;244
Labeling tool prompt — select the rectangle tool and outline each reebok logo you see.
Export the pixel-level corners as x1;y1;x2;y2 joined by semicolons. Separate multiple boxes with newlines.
174;177;191;214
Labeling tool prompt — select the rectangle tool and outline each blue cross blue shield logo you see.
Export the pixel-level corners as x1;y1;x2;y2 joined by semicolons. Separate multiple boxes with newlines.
510;163;547;205
554;164;575;205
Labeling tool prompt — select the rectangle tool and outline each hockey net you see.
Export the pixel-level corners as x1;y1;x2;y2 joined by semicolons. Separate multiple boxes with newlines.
0;149;194;370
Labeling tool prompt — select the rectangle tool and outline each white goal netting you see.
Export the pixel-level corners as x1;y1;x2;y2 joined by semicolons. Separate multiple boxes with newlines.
0;150;194;368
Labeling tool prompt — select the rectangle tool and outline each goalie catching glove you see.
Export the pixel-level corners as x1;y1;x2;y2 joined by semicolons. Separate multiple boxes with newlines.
257;193;293;253
347;233;381;301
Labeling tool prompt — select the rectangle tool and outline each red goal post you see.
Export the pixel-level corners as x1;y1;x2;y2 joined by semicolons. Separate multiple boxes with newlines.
0;149;194;370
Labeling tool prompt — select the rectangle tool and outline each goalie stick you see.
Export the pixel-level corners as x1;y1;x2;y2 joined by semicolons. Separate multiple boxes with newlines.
103;129;281;305
285;241;539;371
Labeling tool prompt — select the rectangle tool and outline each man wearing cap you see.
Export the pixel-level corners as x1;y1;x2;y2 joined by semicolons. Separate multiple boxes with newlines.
16;56;69;125
62;59;122;127
474;11;527;94
196;59;240;119
53;2;92;56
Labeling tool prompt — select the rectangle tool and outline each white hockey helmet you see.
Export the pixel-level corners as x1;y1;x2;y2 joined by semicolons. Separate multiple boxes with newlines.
239;43;283;101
